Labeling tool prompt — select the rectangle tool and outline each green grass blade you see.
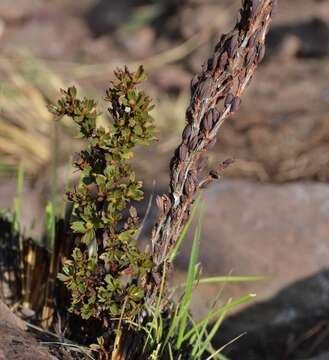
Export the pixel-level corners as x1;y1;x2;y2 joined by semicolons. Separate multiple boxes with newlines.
161;298;180;354
13;160;24;233
196;299;231;358
176;201;205;349
203;342;227;360
168;343;174;360
45;201;56;249
183;294;255;342
189;313;204;355
180;275;270;287
51;121;59;211
206;343;230;360
205;333;246;360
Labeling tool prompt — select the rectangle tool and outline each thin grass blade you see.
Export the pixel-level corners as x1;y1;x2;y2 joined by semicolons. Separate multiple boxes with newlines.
176;201;205;349
169;192;202;263
13;161;24;233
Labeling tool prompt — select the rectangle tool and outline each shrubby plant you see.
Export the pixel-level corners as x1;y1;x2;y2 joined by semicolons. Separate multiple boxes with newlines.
50;67;156;324
47;0;276;359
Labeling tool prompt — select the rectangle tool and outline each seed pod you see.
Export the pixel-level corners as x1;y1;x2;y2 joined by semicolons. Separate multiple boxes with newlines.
257;44;266;63
182;211;190;224
184;176;196;196
230;96;242;113
152;271;161;285
227;32;239;58
209;169;220;179
189;170;199;186
254;29;262;45
186;106;194;123
251;0;260;18
271;0;278;16
198;78;212;99
209;108;221;125
202;113;213;132
191;75;199;91
199;132;207;143
179;143;188;162
245;48;257;66
221;158;235;169
201;60;208;73
224;93;234;108
249;30;262;47
246;73;254;87
215;34;226;52
211;51;221;71
178;169;185;184
155;195;163;209
197;157;208;172
188;135;199;151
248;31;258;48
182;124;192;143
162;194;172;212
170;157;177;173
156;195;164;215
199;177;213;189
214;158;235;175
207;58;214;71
238;70;246;86
236;10;242;23
219;51;229;71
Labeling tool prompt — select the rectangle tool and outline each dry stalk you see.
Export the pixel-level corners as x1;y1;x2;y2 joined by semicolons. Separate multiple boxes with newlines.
150;0;277;296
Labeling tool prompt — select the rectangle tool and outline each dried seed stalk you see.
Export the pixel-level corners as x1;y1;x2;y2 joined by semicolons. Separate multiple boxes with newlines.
150;0;277;290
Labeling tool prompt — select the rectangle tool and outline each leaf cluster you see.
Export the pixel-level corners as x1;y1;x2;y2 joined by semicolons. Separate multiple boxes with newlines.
50;66;156;324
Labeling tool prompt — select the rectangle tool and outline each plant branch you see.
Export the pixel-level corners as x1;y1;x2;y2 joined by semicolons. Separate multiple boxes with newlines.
150;0;277;290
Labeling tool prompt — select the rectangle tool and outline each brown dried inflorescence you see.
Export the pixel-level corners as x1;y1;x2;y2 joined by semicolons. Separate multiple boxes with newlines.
150;0;277;296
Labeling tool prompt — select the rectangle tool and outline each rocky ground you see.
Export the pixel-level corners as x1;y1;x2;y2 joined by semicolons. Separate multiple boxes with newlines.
0;301;51;360
0;0;329;358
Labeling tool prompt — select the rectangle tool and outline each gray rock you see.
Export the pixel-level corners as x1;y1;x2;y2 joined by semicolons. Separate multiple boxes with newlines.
175;180;329;314
212;270;329;360
267;17;329;59
305;352;329;360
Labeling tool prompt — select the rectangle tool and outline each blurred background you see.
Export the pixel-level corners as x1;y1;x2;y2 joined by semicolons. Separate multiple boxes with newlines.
0;0;329;357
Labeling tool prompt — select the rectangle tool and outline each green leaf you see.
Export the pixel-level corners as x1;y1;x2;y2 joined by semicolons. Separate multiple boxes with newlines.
71;221;87;233
81;229;95;244
129;285;144;301
68;86;77;98
57;273;71;282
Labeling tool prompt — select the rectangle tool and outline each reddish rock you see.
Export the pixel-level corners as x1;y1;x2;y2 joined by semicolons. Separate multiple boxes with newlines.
176;180;329;314
0;301;51;360
0;301;26;330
